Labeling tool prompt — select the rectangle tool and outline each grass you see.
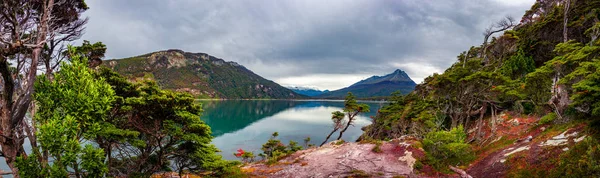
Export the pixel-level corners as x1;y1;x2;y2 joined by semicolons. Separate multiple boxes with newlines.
538;113;557;125
532;120;584;143
347;169;371;178
475;136;516;156
371;141;383;153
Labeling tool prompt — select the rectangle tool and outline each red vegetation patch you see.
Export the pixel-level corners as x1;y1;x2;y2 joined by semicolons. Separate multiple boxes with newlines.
467;112;587;177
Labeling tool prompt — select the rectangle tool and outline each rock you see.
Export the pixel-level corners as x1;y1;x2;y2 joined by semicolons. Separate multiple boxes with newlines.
398;151;416;173
525;135;533;142
539;130;580;147
450;165;473;178
511;119;520;126
504;146;530;157
574;136;586;143
244;141;417;177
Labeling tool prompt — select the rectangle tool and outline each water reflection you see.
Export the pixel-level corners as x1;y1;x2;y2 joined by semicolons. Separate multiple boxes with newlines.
199;100;380;160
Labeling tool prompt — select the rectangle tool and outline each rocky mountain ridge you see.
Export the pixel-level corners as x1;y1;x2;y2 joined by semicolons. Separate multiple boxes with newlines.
104;49;303;99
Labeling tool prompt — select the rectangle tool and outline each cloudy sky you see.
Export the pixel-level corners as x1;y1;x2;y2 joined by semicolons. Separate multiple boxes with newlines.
78;0;535;90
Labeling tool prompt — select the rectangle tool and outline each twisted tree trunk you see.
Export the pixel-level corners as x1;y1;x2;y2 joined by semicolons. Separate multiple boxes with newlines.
336;112;358;140
320;128;339;146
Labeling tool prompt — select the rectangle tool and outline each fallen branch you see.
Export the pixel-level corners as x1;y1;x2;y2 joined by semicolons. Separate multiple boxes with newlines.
450;166;473;178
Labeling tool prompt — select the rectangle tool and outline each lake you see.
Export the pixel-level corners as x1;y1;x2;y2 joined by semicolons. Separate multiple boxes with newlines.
199;100;383;160
0;100;383;174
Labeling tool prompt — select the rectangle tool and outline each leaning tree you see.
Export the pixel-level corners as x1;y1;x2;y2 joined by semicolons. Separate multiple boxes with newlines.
0;0;88;176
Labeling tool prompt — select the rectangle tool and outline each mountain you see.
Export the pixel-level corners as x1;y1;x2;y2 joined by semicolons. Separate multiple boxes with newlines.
103;49;303;99
317;69;416;98
286;86;330;97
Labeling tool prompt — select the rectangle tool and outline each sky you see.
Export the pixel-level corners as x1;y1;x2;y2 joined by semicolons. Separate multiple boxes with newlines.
78;0;535;90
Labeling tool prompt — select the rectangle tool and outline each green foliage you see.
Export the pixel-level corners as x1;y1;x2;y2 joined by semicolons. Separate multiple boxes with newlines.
288;140;303;152
80;145;109;177
543;40;600;119
233;149;255;163
539;113;557;125
568;59;600;116
260;132;303;164
548;137;600;177
17;47;114;177
303;137;311;147
372;141;383;153
501;49;536;79
422;126;475;172
343;92;371;114
67;40;107;66
358;1;600;175
97;68;238;176
105;51;302;99
335;92;370;140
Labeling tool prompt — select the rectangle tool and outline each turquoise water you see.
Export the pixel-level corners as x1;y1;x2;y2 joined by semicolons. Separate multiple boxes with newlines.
0;100;382;174
199;100;382;160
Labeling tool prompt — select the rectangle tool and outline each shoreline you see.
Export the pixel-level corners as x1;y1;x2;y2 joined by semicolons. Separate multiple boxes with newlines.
195;98;391;103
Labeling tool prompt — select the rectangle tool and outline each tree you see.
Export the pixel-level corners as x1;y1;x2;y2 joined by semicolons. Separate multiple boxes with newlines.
336;92;370;140
97;68;232;177
67;40;106;68
320;111;345;146
481;16;516;64
16;48;114;178
0;1;88;176
422;125;475;171
563;0;571;43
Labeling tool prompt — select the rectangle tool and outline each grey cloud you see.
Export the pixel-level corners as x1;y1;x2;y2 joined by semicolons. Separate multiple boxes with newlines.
79;0;534;89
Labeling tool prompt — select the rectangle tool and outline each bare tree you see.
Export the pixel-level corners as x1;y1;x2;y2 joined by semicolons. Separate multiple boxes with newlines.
481;16;516;64
336;93;370;141
320;111;345;146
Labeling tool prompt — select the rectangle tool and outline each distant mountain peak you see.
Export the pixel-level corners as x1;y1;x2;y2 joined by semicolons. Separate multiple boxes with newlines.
286;86;329;97
318;69;416;98
350;69;414;87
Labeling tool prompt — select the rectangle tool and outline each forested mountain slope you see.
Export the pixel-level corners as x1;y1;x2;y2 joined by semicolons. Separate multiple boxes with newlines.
354;0;600;177
104;50;303;99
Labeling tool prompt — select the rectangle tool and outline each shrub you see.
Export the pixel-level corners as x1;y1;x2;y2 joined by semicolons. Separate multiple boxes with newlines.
539;113;557;125
234;149;255;163
548;137;600;177
422;125;475;172
372;141;383;153
260;132;304;165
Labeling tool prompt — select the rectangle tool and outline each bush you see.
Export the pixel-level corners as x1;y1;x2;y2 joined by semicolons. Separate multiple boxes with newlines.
422;125;475;172
260;132;304;165
539;113;557;125
372;141;383;153
548;137;600;177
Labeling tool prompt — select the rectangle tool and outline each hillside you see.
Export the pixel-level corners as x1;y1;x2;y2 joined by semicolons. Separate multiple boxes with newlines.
242;0;600;177
104;50;303;99
317;69;416;98
286;86;330;97
356;0;600;177
243;113;590;178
